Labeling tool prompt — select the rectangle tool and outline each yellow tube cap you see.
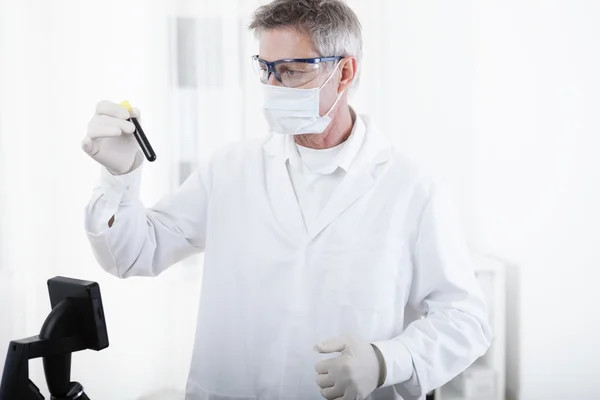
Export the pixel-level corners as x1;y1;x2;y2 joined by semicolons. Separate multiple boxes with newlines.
120;100;133;112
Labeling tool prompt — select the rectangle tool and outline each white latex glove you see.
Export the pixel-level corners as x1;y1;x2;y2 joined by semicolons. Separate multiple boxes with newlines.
81;100;144;175
314;336;383;400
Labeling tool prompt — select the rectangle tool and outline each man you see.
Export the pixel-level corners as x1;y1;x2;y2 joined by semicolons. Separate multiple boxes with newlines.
82;0;492;399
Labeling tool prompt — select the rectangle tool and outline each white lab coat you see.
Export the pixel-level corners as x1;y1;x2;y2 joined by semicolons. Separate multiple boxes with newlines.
85;114;492;400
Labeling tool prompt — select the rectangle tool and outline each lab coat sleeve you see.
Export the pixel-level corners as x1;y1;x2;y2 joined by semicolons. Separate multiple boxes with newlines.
372;183;493;399
84;163;209;278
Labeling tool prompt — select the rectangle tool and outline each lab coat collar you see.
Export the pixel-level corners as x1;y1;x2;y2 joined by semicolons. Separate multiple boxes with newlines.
310;115;391;237
336;107;365;172
262;110;390;168
286;110;365;175
262;109;392;239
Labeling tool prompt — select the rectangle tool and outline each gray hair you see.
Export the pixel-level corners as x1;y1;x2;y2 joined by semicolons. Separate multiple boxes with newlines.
249;0;363;87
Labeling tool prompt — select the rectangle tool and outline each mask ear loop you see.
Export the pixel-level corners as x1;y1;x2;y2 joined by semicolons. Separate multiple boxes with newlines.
321;60;346;117
319;59;343;90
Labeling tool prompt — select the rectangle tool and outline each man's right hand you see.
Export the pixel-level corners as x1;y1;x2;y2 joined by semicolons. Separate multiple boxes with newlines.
81;100;144;175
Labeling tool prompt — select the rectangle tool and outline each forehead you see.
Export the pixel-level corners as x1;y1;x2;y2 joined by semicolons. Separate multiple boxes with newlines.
258;27;320;62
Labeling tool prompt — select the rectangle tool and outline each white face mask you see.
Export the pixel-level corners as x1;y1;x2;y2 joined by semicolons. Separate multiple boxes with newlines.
262;63;344;135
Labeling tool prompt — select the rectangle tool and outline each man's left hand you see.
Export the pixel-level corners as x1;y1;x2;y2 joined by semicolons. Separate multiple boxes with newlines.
314;336;382;400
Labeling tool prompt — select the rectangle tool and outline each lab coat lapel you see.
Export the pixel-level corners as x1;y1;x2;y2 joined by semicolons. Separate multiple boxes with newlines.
263;135;307;238
309;118;391;239
310;167;374;238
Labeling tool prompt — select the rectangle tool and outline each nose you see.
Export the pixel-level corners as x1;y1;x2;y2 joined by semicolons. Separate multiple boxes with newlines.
267;72;282;87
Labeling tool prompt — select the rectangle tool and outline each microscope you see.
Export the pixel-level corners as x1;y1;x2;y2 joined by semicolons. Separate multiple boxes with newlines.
0;277;109;400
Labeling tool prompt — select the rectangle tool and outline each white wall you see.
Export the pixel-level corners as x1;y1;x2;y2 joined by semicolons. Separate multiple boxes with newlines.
471;1;600;399
376;1;600;398
380;0;477;242
0;0;195;398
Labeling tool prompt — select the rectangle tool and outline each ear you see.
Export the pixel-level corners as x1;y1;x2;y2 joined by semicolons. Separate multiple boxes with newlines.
337;56;358;93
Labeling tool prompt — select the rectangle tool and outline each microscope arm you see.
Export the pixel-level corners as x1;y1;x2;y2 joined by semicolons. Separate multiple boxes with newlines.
1;277;108;400
0;299;87;400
